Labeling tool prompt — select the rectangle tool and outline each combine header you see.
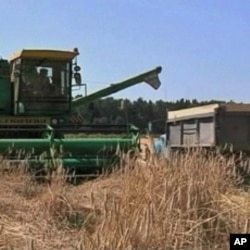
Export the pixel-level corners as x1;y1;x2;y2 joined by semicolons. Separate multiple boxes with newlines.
0;48;162;177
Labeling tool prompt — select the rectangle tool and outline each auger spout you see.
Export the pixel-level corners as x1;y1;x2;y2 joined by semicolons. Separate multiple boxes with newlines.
72;66;162;108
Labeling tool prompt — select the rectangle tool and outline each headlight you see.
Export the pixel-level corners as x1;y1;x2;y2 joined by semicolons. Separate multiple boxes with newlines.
52;118;58;125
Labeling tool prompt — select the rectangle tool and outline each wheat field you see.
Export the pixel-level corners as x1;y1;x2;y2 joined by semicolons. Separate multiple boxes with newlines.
0;150;250;249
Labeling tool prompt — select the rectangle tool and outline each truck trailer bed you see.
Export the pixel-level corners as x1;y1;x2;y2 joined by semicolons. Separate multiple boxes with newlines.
166;103;250;152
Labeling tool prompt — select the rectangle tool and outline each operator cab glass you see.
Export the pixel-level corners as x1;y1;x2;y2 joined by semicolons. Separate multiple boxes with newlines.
9;49;79;116
19;60;70;113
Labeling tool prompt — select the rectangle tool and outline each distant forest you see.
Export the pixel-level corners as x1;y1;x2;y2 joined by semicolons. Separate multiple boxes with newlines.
73;95;235;133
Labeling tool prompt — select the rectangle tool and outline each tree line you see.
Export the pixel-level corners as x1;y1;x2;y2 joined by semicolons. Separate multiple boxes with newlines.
73;95;231;133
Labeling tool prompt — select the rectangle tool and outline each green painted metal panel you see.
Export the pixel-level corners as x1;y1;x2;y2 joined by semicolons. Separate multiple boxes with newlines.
0;139;51;154
52;137;137;155
0;76;11;113
0;136;137;170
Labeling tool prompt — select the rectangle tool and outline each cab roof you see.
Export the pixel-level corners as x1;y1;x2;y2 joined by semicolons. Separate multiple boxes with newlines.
9;48;79;62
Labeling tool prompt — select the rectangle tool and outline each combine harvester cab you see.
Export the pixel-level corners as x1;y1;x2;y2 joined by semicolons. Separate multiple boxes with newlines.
0;48;162;178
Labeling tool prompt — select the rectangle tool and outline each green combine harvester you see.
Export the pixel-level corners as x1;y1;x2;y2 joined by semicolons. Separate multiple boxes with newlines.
0;47;162;178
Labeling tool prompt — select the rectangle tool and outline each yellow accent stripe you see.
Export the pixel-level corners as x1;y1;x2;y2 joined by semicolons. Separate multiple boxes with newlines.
0;117;50;124
70;114;85;124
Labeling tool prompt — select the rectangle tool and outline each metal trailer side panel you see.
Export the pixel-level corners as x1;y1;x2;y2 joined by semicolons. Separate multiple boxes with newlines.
167;116;215;148
168;123;181;146
217;112;250;152
199;117;215;146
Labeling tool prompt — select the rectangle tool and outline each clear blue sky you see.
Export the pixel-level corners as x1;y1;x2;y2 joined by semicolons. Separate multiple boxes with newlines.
1;0;250;102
